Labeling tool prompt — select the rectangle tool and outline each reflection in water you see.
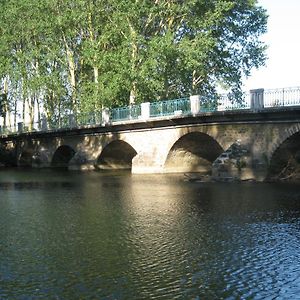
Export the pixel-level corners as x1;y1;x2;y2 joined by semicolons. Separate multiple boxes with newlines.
0;181;74;190
0;169;300;299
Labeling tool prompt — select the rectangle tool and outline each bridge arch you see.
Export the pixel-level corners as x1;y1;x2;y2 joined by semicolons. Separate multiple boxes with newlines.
267;128;300;180
96;140;137;170
164;131;224;173
51;145;76;168
269;124;300;160
19;150;34;167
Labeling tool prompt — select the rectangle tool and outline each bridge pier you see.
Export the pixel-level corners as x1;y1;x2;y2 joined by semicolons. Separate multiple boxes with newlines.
212;141;268;181
132;153;165;174
32;148;52;168
69;151;95;171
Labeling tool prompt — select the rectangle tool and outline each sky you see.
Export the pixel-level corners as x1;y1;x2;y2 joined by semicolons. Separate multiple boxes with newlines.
243;0;300;91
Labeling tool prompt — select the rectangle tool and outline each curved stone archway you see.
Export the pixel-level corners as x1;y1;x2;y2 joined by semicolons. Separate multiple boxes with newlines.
96;140;137;170
51;145;76;168
268;124;300;161
19;151;33;167
0;143;16;166
267;131;300;180
164;132;224;173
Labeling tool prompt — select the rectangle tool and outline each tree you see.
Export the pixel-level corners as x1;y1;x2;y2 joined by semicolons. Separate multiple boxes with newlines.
0;0;267;121
109;0;268;103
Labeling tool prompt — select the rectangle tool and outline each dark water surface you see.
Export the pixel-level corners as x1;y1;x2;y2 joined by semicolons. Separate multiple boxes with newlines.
0;169;300;299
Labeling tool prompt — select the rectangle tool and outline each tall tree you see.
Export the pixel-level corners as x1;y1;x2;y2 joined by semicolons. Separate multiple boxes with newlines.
0;0;267;122
117;0;267;102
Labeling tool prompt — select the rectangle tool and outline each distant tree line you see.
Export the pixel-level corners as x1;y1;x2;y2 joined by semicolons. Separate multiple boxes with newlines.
0;0;267;128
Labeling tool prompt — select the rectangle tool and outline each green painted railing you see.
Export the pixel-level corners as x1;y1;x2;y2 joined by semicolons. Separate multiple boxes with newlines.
76;112;102;127
1;87;300;136
47;115;70;130
111;104;141;122
149;97;190;117
198;93;251;113
0;125;17;135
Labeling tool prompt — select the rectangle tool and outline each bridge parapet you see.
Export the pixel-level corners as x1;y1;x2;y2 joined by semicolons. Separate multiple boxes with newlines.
250;88;264;110
1;86;300;137
1;114;299;181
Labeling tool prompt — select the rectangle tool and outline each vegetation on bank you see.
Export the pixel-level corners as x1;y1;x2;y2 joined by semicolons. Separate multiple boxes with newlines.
267;156;300;183
0;0;267;128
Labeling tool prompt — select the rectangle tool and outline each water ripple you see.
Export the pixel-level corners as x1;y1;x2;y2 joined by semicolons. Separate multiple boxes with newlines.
1;171;300;299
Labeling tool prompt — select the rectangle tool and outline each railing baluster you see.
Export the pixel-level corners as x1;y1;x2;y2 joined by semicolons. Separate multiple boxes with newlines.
1;87;300;136
263;86;300;107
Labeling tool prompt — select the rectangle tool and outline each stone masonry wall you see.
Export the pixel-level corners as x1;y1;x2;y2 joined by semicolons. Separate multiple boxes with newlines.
3;120;300;181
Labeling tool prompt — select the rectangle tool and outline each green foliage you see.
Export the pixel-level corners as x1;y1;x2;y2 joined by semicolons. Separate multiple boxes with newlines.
0;0;267;121
236;159;247;171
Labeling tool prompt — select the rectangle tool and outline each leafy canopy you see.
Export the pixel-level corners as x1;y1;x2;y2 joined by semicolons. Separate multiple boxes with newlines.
0;0;267;120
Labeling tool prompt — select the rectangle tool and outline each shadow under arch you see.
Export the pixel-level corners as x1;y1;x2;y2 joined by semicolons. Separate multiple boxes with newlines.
164;132;223;174
96;140;137;170
0;145;16;167
19;151;33;167
51;145;76;168
267;131;300;180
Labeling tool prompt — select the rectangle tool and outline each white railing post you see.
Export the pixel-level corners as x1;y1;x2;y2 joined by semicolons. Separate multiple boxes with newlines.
69;114;76;128
41;117;48;131
190;95;200;115
141;102;150;120
250;88;264;110
102;108;110;126
18;122;23;133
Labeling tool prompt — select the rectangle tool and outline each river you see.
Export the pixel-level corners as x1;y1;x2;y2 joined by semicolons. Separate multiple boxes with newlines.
0;169;300;299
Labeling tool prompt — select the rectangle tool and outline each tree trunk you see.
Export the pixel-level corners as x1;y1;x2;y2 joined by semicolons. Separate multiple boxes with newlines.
129;22;138;105
36;96;41;125
13;96;17;130
28;94;35;130
93;66;100;110
67;50;77;114
3;77;8;128
130;82;137;105
63;34;77;115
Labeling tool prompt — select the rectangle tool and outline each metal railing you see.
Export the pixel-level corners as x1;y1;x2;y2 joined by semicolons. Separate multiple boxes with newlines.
216;93;251;111
0;124;18;135
76;112;102;127
111;104;141;122
47;116;71;130
1;87;300;136
150;97;190;117
263;87;300;107
197;93;251;113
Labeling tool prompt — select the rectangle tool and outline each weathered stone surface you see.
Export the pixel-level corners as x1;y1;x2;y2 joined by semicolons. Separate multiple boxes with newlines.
1;118;300;182
212;141;254;181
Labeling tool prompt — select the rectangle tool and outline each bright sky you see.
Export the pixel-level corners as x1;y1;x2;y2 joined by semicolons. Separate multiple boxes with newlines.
243;0;300;91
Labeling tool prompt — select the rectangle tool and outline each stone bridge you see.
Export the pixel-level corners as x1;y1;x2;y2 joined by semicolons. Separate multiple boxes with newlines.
1;104;300;181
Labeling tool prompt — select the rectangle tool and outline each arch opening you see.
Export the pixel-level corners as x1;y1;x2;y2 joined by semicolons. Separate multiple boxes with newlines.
96;140;137;170
0;144;16;167
164;132;223;174
267;131;300;181
51;145;76;168
19;151;33;167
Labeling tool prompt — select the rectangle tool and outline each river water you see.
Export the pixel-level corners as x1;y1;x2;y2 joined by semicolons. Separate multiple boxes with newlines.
0;169;300;299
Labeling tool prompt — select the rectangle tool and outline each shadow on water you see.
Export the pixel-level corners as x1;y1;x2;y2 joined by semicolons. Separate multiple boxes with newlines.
0;181;74;190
